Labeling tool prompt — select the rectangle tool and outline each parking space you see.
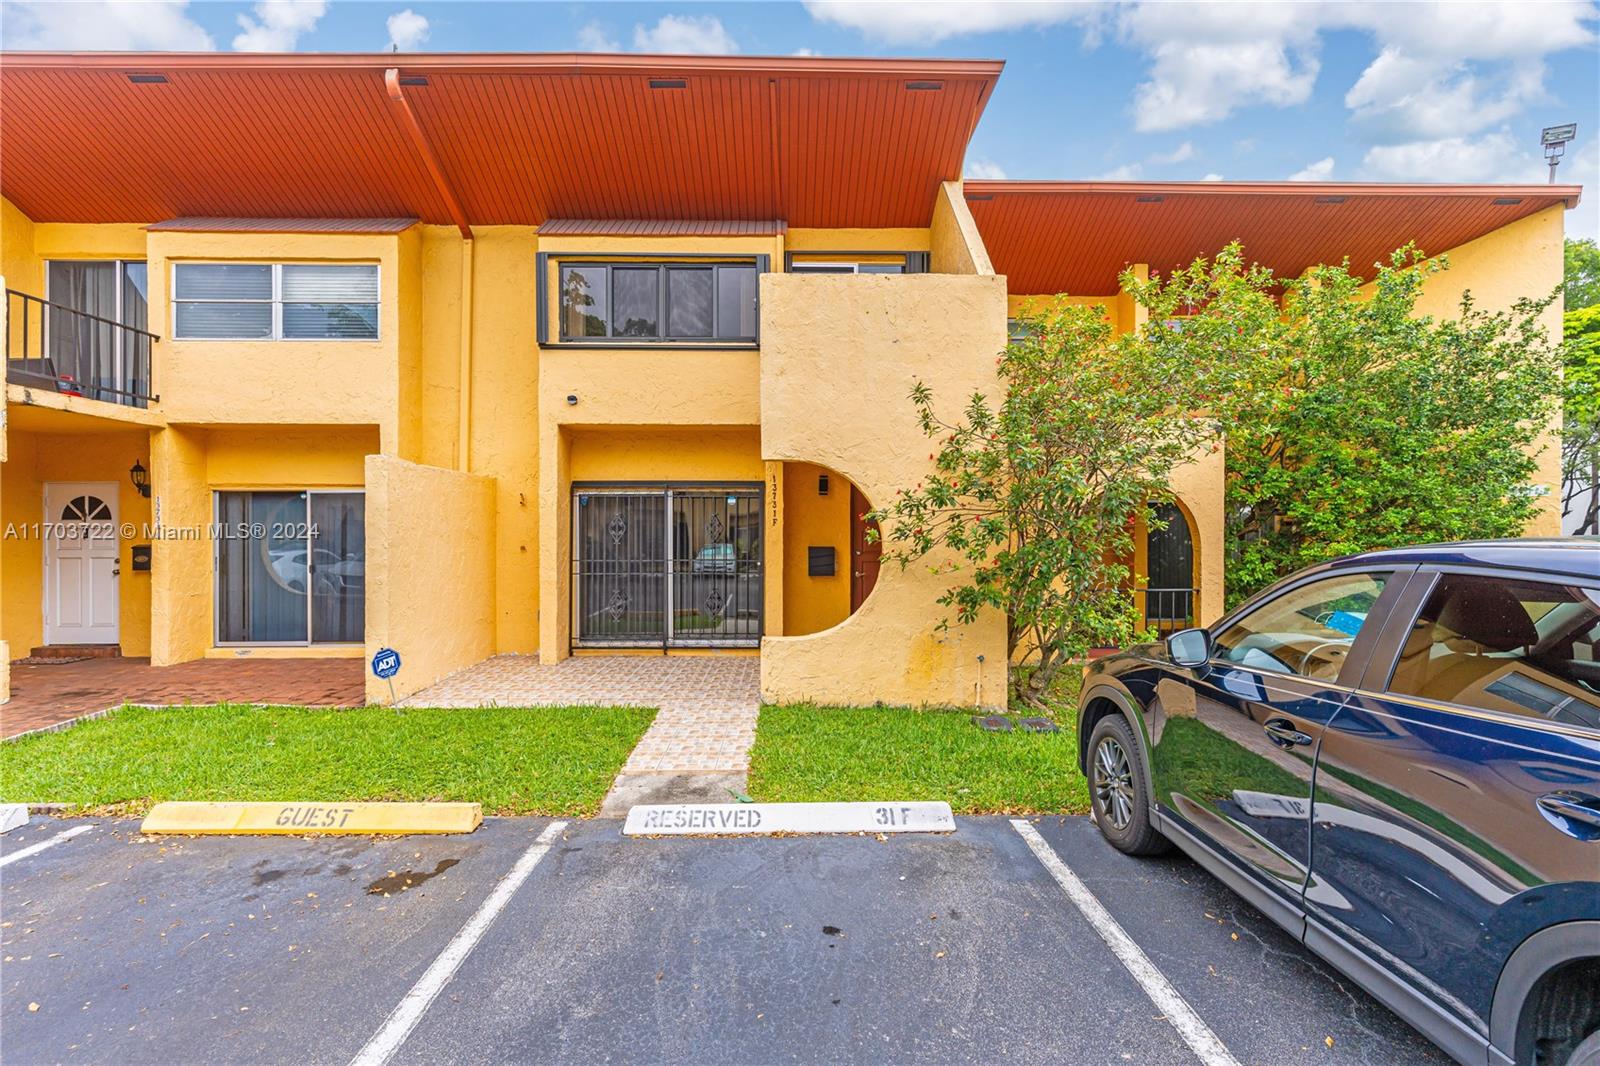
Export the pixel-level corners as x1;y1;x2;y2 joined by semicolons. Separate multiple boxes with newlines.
1;818;556;1065
1;816;1449;1066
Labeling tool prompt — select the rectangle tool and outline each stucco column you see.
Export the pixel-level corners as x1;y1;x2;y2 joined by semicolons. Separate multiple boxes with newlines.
763;460;785;637
1114;263;1150;335
149;424;211;665
537;424;570;663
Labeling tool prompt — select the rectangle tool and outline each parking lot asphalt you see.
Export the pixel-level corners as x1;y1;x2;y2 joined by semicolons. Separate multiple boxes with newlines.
1;815;1451;1066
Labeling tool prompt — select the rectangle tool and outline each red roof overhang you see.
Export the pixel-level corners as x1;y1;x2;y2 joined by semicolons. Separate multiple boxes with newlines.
0;51;1002;230
966;180;1584;296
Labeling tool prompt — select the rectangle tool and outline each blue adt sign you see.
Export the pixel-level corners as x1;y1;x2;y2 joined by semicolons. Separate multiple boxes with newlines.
371;648;402;680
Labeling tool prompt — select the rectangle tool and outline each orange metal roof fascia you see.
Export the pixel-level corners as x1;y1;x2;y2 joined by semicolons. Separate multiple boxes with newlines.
385;68;472;239
1;53;1004;229
1;51;1005;80
966;181;1585;296
965;180;1583;209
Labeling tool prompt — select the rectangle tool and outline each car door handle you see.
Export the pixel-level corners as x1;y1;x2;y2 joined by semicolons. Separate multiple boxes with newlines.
1537;792;1600;832
1263;718;1314;748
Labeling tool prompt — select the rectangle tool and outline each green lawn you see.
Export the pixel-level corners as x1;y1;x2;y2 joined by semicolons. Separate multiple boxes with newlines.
0;703;655;817
747;675;1089;814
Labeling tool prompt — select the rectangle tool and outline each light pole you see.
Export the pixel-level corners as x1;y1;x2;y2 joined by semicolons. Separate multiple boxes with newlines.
1542;124;1577;183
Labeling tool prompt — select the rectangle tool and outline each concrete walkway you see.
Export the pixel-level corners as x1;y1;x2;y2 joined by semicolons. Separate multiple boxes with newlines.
401;654;761;813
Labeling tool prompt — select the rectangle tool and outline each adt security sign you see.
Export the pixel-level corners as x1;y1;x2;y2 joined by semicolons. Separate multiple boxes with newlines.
372;647;402;704
372;648;402;679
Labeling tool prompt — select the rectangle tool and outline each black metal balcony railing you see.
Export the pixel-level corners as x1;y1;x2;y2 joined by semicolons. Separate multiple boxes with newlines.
5;289;159;408
1137;587;1197;636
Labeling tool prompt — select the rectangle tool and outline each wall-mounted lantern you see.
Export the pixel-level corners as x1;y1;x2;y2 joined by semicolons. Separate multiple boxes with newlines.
130;460;151;498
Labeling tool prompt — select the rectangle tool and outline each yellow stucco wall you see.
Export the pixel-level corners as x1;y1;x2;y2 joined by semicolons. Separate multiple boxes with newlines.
930;181;994;276
1398;204;1567;534
146;230;403;451
781;461;852;635
364;454;496;702
0;427;154;656
147;425;375;664
536;336;762;660
760;271;1011;709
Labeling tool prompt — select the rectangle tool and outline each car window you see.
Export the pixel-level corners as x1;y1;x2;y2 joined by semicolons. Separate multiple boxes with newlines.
1386;573;1600;730
1212;572;1389;682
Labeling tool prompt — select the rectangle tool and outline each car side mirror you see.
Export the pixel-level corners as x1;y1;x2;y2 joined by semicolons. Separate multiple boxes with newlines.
1166;627;1211;670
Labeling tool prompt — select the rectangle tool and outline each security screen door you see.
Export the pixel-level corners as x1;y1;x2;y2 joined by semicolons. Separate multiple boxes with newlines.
573;486;763;648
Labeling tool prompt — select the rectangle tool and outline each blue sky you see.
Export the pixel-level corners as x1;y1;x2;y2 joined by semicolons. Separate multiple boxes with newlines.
5;1;1597;237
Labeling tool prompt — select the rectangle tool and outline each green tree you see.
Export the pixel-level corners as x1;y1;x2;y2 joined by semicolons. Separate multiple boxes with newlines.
868;296;1236;706
1562;304;1600;533
1214;246;1562;602
1565;237;1600;311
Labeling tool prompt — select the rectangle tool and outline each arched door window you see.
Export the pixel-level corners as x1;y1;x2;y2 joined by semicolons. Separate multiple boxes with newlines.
60;495;113;522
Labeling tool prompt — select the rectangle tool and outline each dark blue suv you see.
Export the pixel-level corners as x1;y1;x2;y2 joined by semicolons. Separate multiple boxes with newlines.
1078;539;1600;1066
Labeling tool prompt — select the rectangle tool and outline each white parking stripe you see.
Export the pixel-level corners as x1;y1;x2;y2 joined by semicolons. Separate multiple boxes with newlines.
0;824;95;869
349;820;568;1066
1010;819;1242;1066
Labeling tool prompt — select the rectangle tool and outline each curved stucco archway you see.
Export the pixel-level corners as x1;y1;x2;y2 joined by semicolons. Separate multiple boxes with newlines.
758;270;1011;709
775;463;883;637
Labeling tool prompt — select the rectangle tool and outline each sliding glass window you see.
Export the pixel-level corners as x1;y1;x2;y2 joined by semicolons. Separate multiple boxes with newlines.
558;262;758;342
215;490;365;645
174;263;378;340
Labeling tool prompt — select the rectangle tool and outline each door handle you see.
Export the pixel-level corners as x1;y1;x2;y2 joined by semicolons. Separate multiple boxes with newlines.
1537;792;1600;834
1263;718;1314;748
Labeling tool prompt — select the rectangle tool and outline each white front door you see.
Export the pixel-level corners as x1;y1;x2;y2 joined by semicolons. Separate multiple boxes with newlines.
43;482;120;645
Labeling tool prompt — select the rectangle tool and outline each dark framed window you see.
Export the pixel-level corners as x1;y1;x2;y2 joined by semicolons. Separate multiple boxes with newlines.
557;261;759;342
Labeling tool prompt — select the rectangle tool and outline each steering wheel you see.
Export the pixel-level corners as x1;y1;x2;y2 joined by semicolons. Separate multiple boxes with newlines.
1297;639;1351;679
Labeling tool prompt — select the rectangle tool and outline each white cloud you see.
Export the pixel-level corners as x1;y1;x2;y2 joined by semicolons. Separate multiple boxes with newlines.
386;9;429;51
1150;141;1195;165
632;14;739;55
964;158;1008;180
233;0;326;51
801;1;1103;46
1288;156;1335;181
1;0;215;50
578;21;621;52
1118;3;1324;133
1345;50;1547;144
1359;130;1545;184
792;47;821;57
1094;162;1144;181
1201;172;1225;182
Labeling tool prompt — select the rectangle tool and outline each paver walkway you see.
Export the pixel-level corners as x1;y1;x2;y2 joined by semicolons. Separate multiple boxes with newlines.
2;656;365;739
401;654;761;776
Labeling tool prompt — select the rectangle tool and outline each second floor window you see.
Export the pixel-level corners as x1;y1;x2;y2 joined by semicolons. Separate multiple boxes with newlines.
559;262;758;342
173;263;379;340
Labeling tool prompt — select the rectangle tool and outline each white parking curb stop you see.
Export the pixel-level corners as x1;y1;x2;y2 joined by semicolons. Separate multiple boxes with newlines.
624;800;955;837
0;804;28;835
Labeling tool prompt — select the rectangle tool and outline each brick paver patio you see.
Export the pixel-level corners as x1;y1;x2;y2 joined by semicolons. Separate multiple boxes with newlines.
402;654;761;775
2;657;365;739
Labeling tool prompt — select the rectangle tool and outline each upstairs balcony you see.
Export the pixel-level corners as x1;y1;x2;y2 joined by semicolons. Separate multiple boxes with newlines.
6;287;159;409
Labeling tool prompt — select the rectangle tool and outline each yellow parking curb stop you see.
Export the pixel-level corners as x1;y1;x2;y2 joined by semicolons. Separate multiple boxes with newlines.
140;801;483;836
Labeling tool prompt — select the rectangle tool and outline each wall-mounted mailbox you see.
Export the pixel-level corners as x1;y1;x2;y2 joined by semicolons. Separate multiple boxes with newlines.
807;546;836;577
130;544;152;572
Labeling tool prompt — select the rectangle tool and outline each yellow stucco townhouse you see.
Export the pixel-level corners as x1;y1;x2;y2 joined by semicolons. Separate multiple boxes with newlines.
0;52;1581;711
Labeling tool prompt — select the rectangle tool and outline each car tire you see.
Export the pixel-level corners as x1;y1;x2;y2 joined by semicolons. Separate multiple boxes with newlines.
1088;714;1170;856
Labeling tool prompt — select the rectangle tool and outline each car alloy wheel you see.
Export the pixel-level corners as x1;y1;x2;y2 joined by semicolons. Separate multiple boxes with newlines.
1093;735;1135;831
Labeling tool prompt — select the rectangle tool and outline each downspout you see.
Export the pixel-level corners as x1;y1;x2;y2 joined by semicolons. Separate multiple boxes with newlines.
385;68;475;471
458;238;474;471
